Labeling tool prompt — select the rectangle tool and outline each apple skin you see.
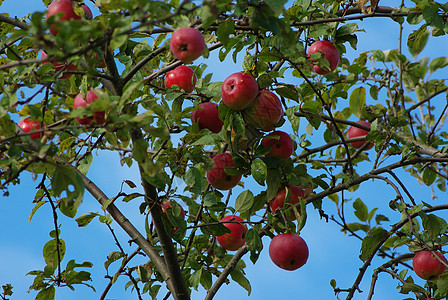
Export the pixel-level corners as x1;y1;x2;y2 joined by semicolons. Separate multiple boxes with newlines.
269;233;309;271
221;72;259;111
270;186;305;220
413;250;447;280
243;90;283;131
206;153;242;190
46;0;93;35
190;102;223;133
216;215;247;251
165;65;197;93
73;90;105;125
18;118;42;140
346;120;374;150
261;130;294;159
307;40;340;75
169;27;205;63
41;51;77;79
161;200;186;234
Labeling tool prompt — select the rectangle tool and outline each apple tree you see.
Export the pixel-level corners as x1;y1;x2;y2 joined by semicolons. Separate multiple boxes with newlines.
1;0;448;299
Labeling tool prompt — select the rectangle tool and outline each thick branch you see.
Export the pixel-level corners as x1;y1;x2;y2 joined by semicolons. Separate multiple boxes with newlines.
0;13;29;30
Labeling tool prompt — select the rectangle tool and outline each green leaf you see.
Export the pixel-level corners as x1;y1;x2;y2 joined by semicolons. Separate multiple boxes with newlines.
360;227;388;261
230;269;251;295
190;268;202;289
429;57;448;73
336;23;358;37
43;239;66;271
51;165;85;202
422;214;447;239
28;201;46;222
251;159;267;186
407;25;429;57
217;20;235;46
75;212;100;227
200;270;212;290
422;166;437;186
245;228;263;264
349;87;366;118
264;0;287;15
353;198;368;222
235;190;254;213
36;286;55;300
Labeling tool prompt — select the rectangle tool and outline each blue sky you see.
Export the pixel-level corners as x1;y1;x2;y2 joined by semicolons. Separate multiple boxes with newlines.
1;1;447;299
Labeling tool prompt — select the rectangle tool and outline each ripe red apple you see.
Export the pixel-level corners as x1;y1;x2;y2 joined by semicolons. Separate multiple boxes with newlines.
206;153;241;190
161;200;185;234
221;72;259;110
243;90;283;131
216;215;247;251
169;27;205;63
73;90;105;125
18;118;42;140
413;250;447;280
346;120;374;150
261;131;294;159
190;102;223;133
165;65;197;93
307;40;340;75
269;233;309;271
46;0;93;35
270;186;304;220
41;51;77;79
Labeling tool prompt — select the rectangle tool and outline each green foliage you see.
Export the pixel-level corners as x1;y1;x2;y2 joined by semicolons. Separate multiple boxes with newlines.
1;0;448;299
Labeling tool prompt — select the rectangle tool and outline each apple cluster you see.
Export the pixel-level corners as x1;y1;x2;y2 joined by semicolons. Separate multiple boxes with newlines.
18;3;351;273
165;27;315;270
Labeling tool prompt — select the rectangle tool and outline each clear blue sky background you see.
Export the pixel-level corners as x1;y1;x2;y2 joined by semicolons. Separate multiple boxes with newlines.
1;1;447;299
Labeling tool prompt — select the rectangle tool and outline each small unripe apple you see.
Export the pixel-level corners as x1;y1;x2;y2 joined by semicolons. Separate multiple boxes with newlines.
216;215;247;251
270;186;304;220
269;233;309;271
190;102;223;133
261;131;294;159
165;65;197;93
169;27;206;63
18;118;42;140
206;153;241;190
413;250;447;280
221;72;259;110
161;200;186;234
46;0;93;35
73;90;105;125
243;90;283;131
346;120;374;150
307;40;340;75
41;51;77;79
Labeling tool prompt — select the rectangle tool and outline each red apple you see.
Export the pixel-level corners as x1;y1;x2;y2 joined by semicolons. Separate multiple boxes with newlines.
206;153;241;190
73;90;105;125
191;102;223;133
18;118;42;140
169;27;205;63
221;72;259;110
269;233;309;271
307;40;340;75
165;65;197;93
346;120;373;150
41;51;77;79
413;250;447;280
216;215;247;251
161;200;186;234
243;90;283;131
261;131;294;159
46;0;93;35
270;186;304;220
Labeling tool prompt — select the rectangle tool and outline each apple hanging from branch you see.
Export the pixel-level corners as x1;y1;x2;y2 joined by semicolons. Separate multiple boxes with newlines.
206;153;241;190
307;40;340;75
221;72;259;110
165;65;197;93
269;233;309;271
190;102;223;133
169;27;206;63
216;215;247;251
